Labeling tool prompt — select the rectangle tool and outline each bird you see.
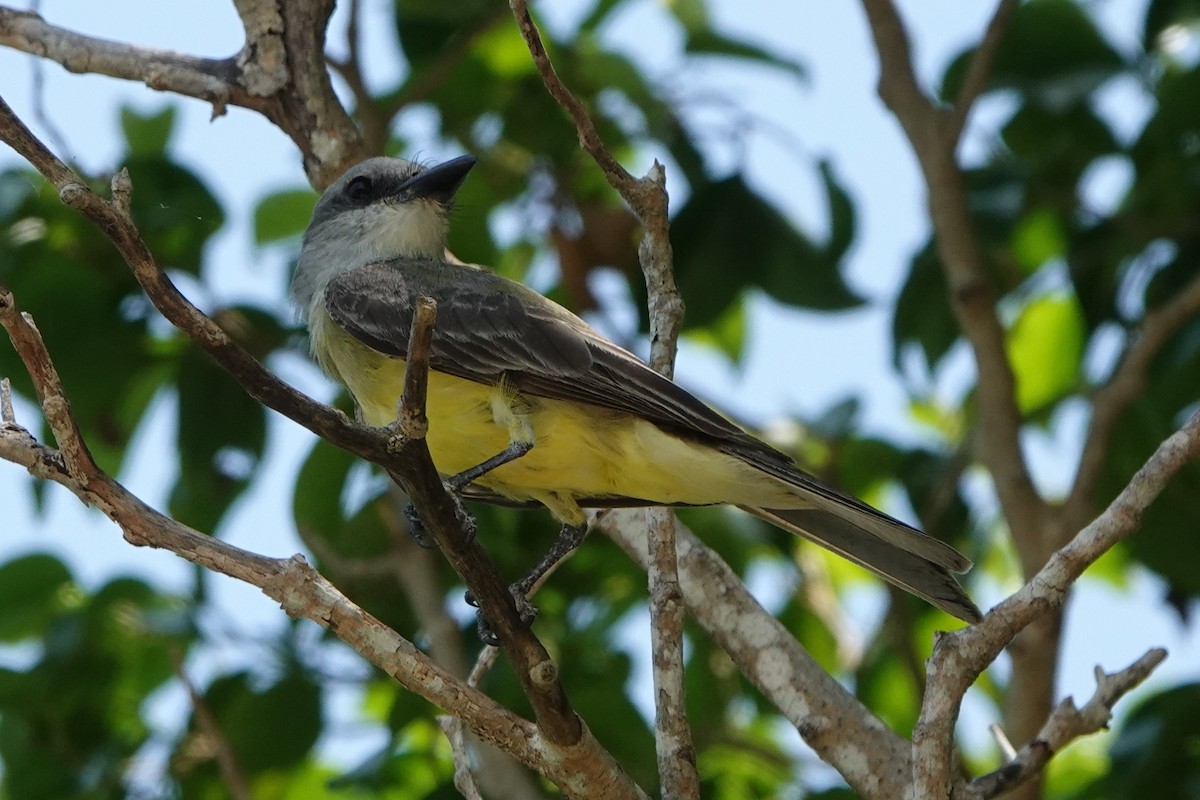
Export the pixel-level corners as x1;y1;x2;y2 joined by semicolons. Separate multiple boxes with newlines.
290;154;981;627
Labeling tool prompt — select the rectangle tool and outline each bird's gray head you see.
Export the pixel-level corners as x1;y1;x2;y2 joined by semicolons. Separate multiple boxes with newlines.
290;155;476;318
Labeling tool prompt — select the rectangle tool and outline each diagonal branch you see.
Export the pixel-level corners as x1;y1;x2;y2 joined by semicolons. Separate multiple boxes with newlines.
948;0;1019;142
0;97;646;799
0;286;535;763
966;648;1168;800
913;408;1200;798
0;3;364;187
1065;270;1200;531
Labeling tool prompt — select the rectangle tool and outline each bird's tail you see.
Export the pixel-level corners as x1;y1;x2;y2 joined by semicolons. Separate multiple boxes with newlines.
743;505;982;623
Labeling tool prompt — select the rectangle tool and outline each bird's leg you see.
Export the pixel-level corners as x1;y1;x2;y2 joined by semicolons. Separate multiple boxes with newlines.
402;439;533;548
468;521;589;644
445;440;533;491
511;521;590;598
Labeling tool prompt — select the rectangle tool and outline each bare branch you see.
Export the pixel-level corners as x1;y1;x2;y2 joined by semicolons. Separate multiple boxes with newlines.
0;377;13;424
508;3;694;795
599;509;912;799
439;716;487;800
914;410;1200;798
0;287;536;758
948;0;1019;142
395;296;436;442
0;7;240;113
967;649;1168;800
0;3;364;186
0;97;647;800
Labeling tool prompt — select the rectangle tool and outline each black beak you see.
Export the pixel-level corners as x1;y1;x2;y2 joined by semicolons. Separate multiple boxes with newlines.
403;155;477;204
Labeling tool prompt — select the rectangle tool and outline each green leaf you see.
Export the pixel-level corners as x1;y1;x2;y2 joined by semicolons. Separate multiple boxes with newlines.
682;294;748;362
1005;292;1085;413
940;0;1125;108
1096;683;1200;799
123;156;224;274
892;240;959;374
203;671;323;774
684;30;808;81
120;105;176;157
170;346;267;531
670;176;862;328
0;555;74;642
1011;206;1068;273
253;188;318;244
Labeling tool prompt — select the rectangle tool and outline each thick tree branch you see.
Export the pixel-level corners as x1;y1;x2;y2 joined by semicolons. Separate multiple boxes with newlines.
860;0;1048;566
0;3;364;186
0;97;646;799
599;510;912;800
508;3;695;795
966;648;1167;800
913;409;1200;798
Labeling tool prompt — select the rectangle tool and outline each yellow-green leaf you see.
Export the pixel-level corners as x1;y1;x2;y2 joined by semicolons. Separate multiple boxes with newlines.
1006;292;1085;413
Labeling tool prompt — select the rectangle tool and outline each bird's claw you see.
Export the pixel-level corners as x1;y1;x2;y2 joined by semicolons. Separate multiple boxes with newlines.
403;487;477;549
469;584;538;645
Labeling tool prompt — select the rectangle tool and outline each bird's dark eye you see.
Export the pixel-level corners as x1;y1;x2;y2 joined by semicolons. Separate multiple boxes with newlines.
345;175;373;203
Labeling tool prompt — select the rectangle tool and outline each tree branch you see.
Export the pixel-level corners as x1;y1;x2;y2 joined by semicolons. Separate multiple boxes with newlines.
508;3;695;795
966;648;1167;800
599;510;912;799
913;409;1200;798
175;656;254;800
860;0;1048;566
0;2;364;186
0;97;646;800
0;286;535;760
948;0;1019;142
1065;270;1200;531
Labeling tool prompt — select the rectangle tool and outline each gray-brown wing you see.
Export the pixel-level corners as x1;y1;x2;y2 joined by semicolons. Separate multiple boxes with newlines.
323;261;774;450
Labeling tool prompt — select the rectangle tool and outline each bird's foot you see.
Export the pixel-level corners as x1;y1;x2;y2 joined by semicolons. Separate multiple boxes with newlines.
403;486;478;549
465;585;538;646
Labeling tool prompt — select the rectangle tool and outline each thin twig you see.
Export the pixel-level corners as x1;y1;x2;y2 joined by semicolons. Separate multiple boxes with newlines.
438;716;486;800
948;0;1019;142
508;3;695;796
1066;271;1200;531
174;654;254;800
598;509;912;799
967;649;1168;800
0;377;13;424
395;297;436;442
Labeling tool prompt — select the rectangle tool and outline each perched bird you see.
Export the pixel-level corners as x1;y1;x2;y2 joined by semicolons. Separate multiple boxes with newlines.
291;155;981;625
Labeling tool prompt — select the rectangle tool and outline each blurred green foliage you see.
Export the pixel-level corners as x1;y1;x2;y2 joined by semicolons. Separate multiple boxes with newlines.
1;0;1198;797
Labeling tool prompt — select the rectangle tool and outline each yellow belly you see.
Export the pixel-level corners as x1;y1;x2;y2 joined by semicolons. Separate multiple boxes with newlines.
310;307;796;523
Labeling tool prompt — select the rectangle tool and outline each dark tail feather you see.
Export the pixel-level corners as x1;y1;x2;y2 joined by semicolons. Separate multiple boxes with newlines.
745;506;982;623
